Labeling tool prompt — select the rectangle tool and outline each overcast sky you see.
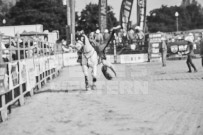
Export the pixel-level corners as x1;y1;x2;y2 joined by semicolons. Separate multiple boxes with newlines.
75;0;203;23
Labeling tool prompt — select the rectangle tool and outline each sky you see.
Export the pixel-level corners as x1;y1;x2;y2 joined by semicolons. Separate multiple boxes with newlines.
74;0;203;23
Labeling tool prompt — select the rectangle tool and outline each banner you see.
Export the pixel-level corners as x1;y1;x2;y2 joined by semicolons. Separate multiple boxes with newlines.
119;54;148;63
120;0;134;31
149;33;162;59
167;41;200;57
39;57;45;74
45;57;49;71
34;58;40;76
63;53;79;66
49;55;56;69
137;0;147;31
9;62;19;90
19;60;27;84
0;64;9;93
26;59;36;91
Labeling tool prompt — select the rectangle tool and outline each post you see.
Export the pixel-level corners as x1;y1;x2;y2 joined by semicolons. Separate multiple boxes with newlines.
113;40;117;63
66;0;71;45
176;17;179;32
70;0;75;44
0;34;3;64
175;12;179;32
99;0;107;33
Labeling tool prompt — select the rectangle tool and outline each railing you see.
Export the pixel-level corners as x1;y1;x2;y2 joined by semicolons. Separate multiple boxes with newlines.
0;34;63;122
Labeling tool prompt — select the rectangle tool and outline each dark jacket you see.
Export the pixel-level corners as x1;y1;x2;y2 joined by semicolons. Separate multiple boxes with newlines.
186;42;194;56
200;39;203;56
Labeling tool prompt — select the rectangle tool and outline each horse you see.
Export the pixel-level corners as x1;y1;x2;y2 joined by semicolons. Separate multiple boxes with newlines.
73;26;120;90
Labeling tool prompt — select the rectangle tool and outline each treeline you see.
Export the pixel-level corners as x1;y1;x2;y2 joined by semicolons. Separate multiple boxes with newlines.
1;0;203;39
0;0;118;40
147;0;203;32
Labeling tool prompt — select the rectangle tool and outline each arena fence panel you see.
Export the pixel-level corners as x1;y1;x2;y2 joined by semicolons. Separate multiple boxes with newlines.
0;34;63;122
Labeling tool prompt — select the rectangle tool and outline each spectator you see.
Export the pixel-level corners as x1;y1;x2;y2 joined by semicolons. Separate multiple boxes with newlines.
128;28;136;44
94;29;103;45
160;36;167;67
103;29;110;44
184;36;197;73
134;26;145;47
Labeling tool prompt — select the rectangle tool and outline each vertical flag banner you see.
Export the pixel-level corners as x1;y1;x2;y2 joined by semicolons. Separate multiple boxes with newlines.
137;0;147;32
99;0;107;33
120;0;134;31
26;59;36;91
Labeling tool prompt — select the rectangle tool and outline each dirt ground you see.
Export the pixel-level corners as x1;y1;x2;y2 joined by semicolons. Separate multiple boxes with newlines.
0;59;203;135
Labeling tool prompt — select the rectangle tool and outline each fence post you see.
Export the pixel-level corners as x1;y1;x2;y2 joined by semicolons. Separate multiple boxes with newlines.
0;34;3;64
0;95;8;122
9;37;12;62
17;37;24;106
113;40;117;63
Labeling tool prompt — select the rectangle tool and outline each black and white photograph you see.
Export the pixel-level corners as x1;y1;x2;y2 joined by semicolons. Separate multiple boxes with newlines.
0;0;203;134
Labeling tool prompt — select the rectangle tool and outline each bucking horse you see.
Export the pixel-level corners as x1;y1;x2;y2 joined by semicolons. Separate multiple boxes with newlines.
71;26;121;90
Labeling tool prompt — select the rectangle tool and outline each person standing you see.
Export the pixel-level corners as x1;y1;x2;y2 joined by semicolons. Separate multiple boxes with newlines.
160;36;167;67
184;36;197;73
103;29;110;44
94;29;104;45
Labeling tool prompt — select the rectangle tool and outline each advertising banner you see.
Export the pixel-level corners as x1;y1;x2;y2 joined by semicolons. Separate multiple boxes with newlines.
45;57;49;71
49;55;56;69
39;57;45;74
34;58;40;76
149;33;162;59
19;60;27;84
26;59;36;91
168;42;188;55
0;64;9;93
167;41;200;57
9;62;19;90
119;54;148;64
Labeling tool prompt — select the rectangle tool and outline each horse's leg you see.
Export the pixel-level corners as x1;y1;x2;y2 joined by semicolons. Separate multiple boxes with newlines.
91;52;98;90
82;65;90;91
92;65;97;90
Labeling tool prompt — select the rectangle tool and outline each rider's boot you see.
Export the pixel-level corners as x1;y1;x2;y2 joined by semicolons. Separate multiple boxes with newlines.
85;76;91;91
92;77;97;90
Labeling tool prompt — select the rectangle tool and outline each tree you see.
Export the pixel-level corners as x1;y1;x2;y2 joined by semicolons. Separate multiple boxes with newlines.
6;0;67;39
147;0;203;32
76;3;118;34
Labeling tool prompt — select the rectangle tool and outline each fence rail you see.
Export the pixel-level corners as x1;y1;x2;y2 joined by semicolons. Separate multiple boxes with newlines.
0;34;63;122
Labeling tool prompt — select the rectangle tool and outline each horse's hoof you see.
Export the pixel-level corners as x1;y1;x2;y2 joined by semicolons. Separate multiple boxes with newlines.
92;85;97;90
